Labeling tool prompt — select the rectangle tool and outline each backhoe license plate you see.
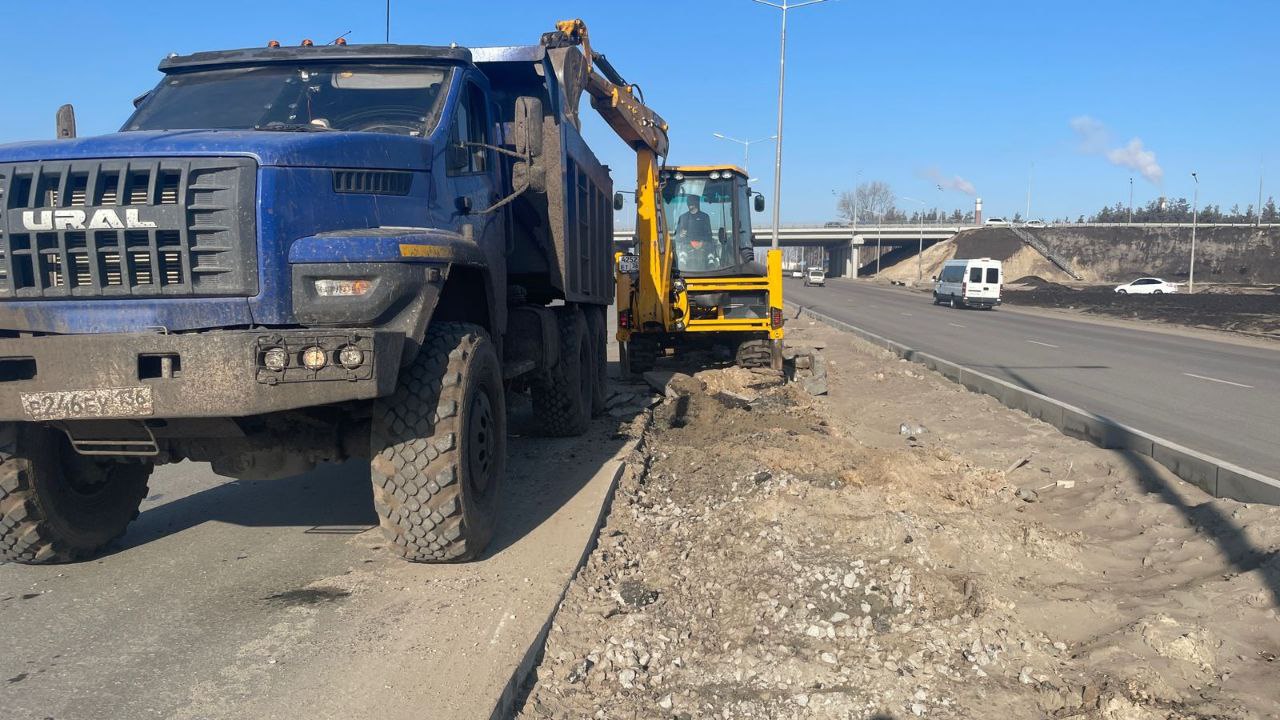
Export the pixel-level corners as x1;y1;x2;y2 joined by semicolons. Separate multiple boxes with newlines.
21;387;154;421
618;254;639;274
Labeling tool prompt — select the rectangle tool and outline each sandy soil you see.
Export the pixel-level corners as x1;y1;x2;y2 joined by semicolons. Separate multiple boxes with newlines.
517;320;1280;719
879;232;1077;285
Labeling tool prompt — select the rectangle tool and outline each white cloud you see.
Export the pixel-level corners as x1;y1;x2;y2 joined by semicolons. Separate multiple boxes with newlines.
923;167;977;196
1106;138;1163;184
1070;116;1163;185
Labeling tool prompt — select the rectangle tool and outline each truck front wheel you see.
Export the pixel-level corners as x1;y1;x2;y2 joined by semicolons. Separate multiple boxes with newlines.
371;322;506;563
0;424;151;564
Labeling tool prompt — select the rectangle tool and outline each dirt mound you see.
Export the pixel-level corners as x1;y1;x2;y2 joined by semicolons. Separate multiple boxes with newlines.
1004;287;1280;339
952;227;1023;260
878;230;1076;284
1030;225;1280;284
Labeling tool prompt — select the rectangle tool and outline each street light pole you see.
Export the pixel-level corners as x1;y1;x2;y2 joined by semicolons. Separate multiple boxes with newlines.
904;196;926;282
1128;177;1134;223
754;0;831;249
1025;161;1033;220
712;133;776;176
876;213;883;276
1189;172;1199;294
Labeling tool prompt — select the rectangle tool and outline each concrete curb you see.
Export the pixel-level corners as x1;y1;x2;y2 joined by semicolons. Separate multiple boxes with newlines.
489;428;645;719
791;303;1280;505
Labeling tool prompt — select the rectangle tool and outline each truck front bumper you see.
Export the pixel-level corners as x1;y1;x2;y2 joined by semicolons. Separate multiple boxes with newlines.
0;328;403;421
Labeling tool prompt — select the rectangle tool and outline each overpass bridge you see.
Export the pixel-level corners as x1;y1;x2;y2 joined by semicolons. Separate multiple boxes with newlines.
612;224;976;277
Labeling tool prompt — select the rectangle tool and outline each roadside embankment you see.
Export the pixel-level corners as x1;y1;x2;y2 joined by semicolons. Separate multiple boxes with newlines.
517;320;1280;719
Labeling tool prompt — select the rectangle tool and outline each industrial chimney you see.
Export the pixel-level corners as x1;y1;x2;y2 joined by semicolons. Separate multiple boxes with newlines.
974;197;983;225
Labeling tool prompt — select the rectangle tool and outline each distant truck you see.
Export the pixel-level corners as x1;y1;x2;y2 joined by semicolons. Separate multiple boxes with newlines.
0;36;616;564
933;258;1002;309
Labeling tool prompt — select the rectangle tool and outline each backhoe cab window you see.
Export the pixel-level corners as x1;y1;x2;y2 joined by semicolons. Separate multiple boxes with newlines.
662;175;751;273
125;65;450;136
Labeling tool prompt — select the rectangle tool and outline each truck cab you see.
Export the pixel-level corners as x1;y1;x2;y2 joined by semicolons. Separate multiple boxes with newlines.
0;37;615;565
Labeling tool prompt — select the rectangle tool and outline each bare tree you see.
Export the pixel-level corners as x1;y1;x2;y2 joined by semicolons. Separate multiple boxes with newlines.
836;181;896;223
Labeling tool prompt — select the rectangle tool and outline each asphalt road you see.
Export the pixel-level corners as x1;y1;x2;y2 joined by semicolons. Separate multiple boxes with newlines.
787;278;1280;479
0;393;633;720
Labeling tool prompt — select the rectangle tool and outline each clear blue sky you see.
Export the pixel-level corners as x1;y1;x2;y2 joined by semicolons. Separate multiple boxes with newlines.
1;1;1275;222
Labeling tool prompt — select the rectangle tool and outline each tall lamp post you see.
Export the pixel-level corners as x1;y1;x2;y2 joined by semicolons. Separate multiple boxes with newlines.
712;133;776;175
753;0;831;249
903;196;926;282
1189;172;1199;294
1128;177;1134;224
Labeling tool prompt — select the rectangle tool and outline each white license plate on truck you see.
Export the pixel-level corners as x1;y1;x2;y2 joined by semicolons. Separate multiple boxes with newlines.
20;387;154;421
618;254;639;274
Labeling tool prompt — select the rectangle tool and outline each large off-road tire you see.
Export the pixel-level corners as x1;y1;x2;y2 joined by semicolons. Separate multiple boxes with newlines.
622;336;659;377
531;306;593;436
371;322;506;563
0;424;151;564
582;305;609;416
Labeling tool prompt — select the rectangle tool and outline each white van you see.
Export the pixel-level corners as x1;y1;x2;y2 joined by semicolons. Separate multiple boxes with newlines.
804;267;826;287
933;258;1002;309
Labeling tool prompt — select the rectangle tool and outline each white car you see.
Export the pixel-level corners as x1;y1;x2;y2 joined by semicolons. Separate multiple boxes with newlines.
984;217;1008;226
791;270;804;278
1114;277;1178;295
1024;219;1047;228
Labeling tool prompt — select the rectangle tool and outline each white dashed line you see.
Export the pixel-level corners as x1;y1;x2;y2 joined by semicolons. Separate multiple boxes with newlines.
1182;372;1254;389
948;322;966;328
1026;340;1059;348
900;312;913;317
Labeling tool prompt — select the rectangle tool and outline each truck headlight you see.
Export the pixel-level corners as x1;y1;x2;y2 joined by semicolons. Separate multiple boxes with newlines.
301;346;328;370
262;347;288;370
337;345;365;369
314;279;373;297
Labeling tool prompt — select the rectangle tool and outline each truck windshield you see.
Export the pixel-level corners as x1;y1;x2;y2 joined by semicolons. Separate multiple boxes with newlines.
124;64;451;136
662;175;751;273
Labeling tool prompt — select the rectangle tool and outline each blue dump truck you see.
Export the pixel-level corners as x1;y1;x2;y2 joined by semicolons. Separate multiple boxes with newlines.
0;36;616;563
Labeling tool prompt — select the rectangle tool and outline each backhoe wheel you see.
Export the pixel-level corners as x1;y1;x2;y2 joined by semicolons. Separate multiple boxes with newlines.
371;322;506;563
734;338;775;369
0;424;151;564
582;305;609;416
623;336;660;377
531;306;593;437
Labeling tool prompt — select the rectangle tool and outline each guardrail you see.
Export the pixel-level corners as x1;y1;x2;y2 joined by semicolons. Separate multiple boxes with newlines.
792;303;1280;505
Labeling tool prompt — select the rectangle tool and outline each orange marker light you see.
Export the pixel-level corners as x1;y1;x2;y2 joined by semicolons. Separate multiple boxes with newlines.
267;40;281;48
335;37;347;46
301;39;314;47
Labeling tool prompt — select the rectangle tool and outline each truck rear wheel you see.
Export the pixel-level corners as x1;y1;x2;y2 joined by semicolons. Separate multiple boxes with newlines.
531;306;593;436
0;424;151;564
582;305;608;416
371;322;505;563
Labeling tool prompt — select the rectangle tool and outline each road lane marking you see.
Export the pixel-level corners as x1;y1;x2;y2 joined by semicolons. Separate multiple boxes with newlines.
1026;340;1060;348
1182;372;1254;389
948;322;966;328
900;312;913;317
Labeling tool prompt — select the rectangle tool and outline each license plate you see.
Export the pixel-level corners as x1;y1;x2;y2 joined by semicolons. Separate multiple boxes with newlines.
618;254;639;274
21;387;154;421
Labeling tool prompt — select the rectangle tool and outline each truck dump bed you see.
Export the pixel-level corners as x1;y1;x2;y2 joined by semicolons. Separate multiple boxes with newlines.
474;45;614;307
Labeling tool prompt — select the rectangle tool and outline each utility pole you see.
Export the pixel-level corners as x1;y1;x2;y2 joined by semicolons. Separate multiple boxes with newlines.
1189;172;1199;294
754;0;831;249
875;213;883;276
1025;161;1033;220
903;196;926;282
1258;158;1265;228
1128;177;1134;224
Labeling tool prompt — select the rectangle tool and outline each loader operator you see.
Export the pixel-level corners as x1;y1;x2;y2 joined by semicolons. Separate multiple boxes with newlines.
676;195;715;269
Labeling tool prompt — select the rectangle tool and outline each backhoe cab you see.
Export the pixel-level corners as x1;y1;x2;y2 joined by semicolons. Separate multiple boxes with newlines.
617;165;784;374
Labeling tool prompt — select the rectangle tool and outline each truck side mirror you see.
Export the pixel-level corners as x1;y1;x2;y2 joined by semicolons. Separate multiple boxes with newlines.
513;96;544;157
56;104;77;140
753;194;765;213
614;192;625;211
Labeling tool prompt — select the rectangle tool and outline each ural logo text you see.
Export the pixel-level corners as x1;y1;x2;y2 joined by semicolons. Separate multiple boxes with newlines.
21;209;157;231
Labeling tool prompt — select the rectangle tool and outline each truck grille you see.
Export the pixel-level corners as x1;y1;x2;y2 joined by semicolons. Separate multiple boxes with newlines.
0;158;257;299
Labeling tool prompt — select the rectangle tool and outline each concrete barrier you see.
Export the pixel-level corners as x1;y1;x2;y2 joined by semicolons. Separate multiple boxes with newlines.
792;303;1280;506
